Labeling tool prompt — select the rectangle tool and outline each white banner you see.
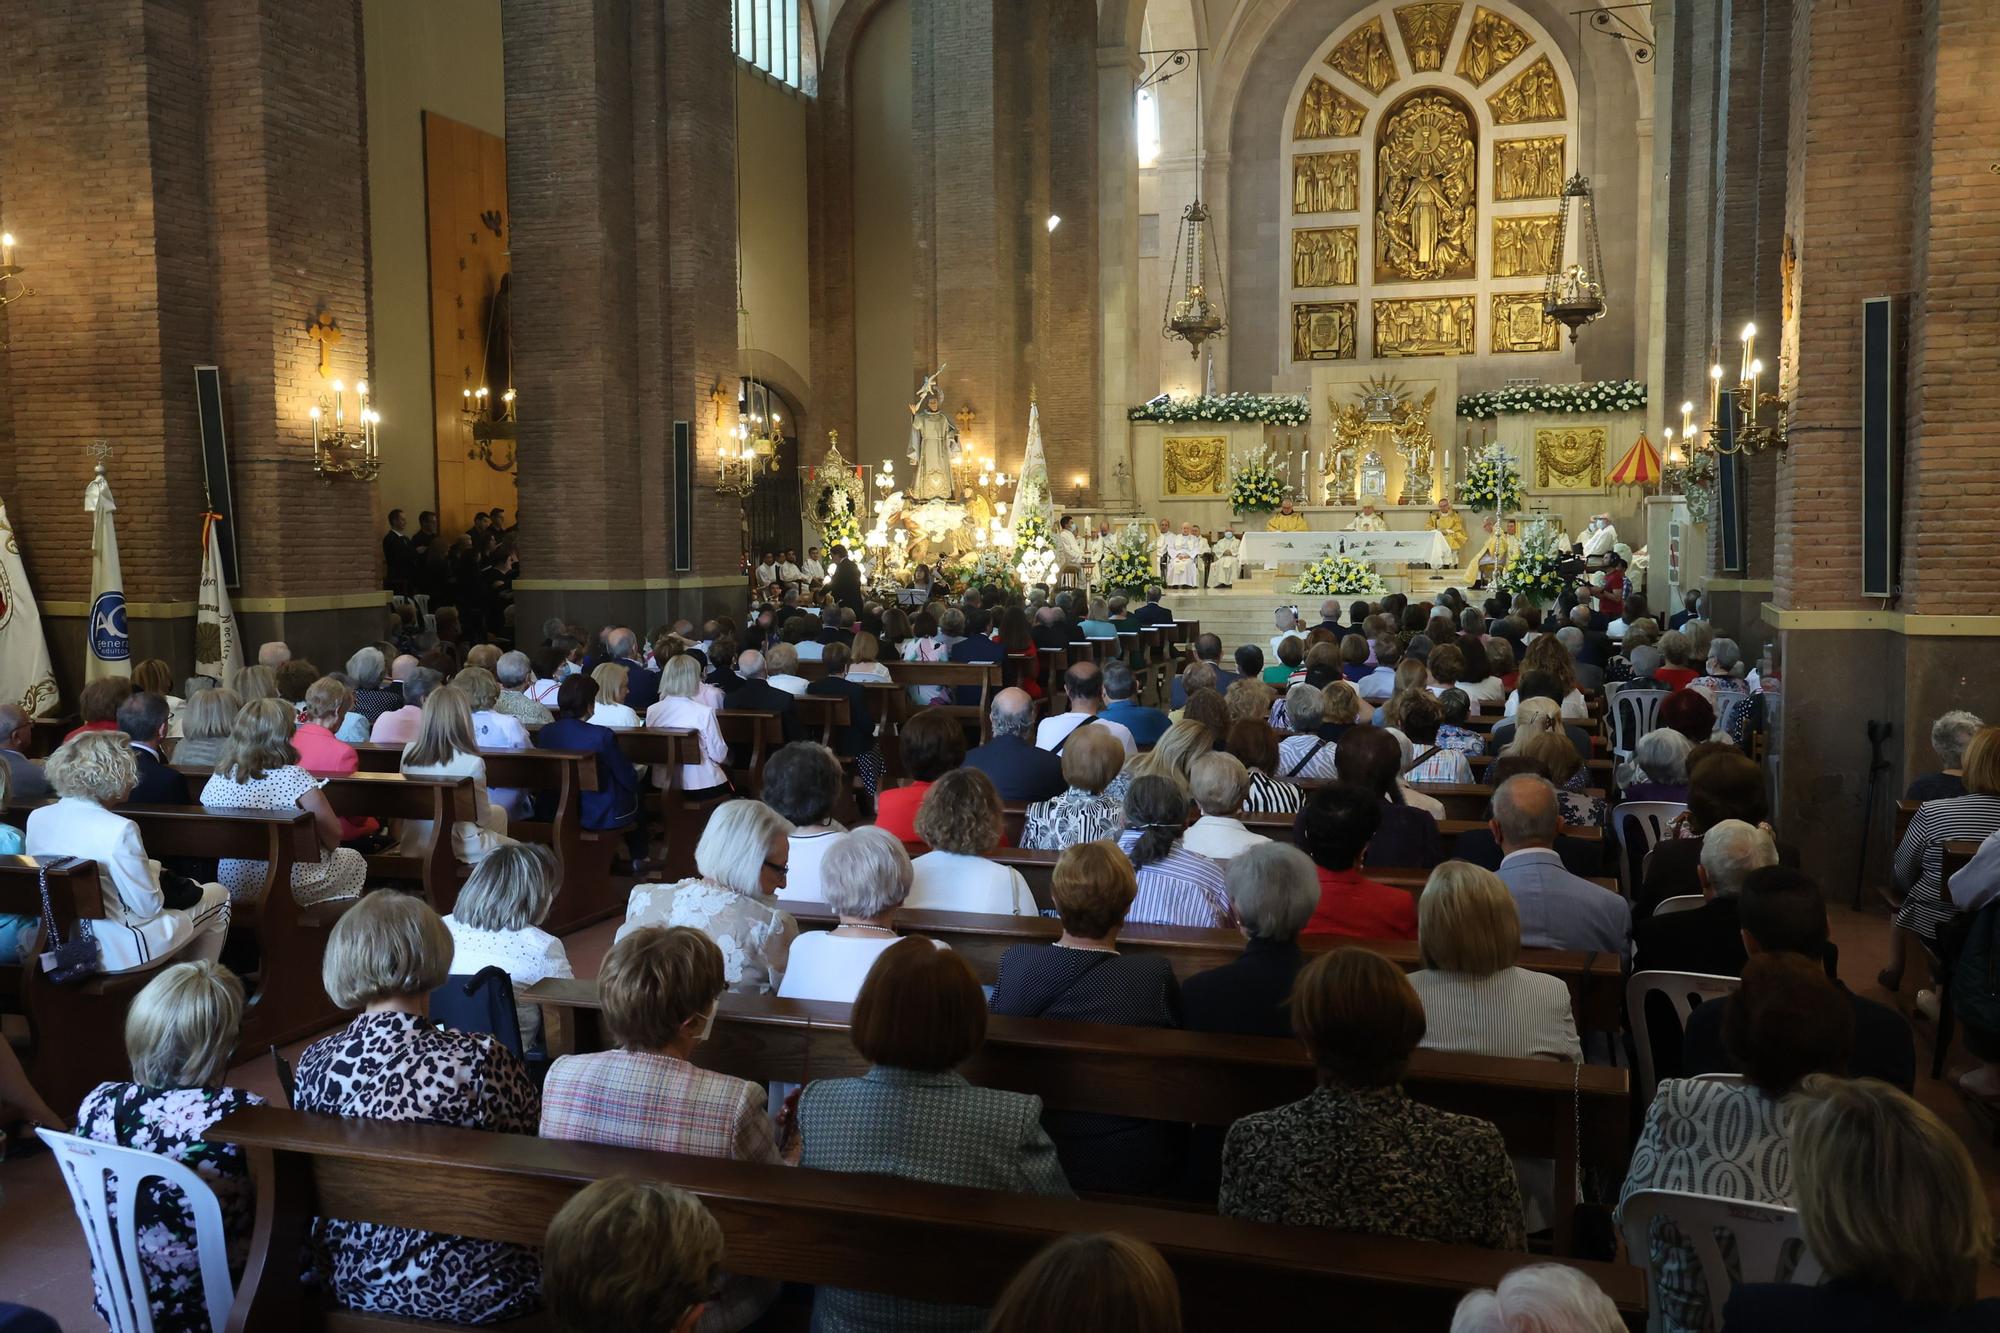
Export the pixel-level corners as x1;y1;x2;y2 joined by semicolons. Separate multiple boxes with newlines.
84;470;130;682
1241;527;1456;568
196;513;242;684
0;496;58;716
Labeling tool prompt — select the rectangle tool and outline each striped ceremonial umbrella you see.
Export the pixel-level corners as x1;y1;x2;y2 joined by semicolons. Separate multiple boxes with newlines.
1608;433;1663;489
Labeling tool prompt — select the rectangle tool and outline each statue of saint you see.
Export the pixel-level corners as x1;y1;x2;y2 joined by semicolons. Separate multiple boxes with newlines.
907;367;960;502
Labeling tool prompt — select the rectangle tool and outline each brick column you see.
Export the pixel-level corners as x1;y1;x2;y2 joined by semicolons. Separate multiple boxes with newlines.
503;0;742;633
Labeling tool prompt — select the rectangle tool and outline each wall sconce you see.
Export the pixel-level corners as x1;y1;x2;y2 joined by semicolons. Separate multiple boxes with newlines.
312;378;381;482
0;233;34;311
1071;473;1088;506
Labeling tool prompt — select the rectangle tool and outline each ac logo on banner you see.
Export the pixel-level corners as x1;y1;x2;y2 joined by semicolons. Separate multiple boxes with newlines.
90;590;129;662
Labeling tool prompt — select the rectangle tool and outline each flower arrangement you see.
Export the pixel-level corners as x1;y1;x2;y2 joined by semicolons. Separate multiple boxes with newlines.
943;548;1025;603
1457;379;1648;419
1496;517;1567;605
1128;392;1311;426
1013;510;1050;548
1228;448;1292;514
1292;553;1385;598
1097;525;1162;595
819;507;865;553
1455;443;1524;514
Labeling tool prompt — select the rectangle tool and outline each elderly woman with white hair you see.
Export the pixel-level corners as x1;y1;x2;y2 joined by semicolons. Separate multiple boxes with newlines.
491;650;553;725
1179;752;1272;863
24;733;235;975
1275;683;1342;781
75;961;266;1332
1621;727;1694;804
778;827;946;1003
1692;635;1750;697
1451;1264;1622;1333
346;645;405;727
617;798;798;993
1909;708;1983;803
1182;842;1321;1037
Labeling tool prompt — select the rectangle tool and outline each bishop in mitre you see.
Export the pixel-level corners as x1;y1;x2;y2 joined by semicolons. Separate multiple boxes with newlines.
1166;523;1207;589
1208;529;1242;588
1346;503;1389;533
907;367;960;502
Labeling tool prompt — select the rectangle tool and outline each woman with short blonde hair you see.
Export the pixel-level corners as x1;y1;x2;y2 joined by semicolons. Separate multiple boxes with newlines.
1409;859;1578;1067
845;630;892;682
908;768;1037;916
1021;724;1128;851
617;799;799;993
1720;1076;1999;1326
397;684;514;864
174;686;242;770
75;961;266;1331
1125;718;1219;791
589;661;642;729
231;664;277;704
297;891;542;1323
444;843;573;1054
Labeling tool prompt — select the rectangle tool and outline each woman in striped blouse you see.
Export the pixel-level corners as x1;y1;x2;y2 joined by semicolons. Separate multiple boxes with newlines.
1114;775;1237;930
1229;718;1304;815
1889;726;2000;985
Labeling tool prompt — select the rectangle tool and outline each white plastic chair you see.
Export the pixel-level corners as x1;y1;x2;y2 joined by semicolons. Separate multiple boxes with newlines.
38;1128;236;1333
1651;894;1706;916
1620;1188;1819;1333
1627;970;1741;1106
1612;800;1688;898
1611;688;1670;761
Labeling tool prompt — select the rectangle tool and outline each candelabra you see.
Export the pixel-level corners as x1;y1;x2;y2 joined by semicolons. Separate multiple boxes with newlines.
1702;323;1790;456
311;378;381;482
462;384;519;473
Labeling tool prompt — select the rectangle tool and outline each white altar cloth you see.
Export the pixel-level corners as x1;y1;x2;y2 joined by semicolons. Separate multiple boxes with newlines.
1241;528;1455;568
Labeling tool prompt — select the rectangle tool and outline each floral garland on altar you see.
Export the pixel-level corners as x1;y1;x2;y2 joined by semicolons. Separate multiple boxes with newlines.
943;548;1026;602
1454;443;1524;514
1456;379;1647;419
1127;393;1310;426
1097;524;1162;595
1228;448;1293;514
1496;517;1567;605
1292;553;1385;598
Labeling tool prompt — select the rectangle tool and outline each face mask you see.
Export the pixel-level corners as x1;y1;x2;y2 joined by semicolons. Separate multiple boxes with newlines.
689;1000;719;1043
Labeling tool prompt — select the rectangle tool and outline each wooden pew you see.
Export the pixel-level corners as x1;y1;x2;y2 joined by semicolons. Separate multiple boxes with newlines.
717;710;785;794
884;660;1003;741
212;1105;1646;1329
530;985;1630;1253
598;728;706;880
1410;782;1607;823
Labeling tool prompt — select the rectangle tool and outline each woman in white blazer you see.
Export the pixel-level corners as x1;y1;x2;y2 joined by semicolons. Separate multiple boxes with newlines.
23;731;230;973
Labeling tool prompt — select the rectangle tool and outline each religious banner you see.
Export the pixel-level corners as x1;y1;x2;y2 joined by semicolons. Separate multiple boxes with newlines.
1532;426;1608;490
196;511;243;684
84;460;131;682
1162;436;1228;496
0;495;58;716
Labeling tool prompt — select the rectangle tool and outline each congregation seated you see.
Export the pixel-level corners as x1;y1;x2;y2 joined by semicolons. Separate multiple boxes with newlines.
1651;631;1700;690
73;961;264;1332
540;1177;724;1333
1182;842;1320;1038
1617;953;1854;1333
1396;691;1475;785
1115;775;1235;929
232;663;277;706
801;937;1073;1327
1178;752;1270;863
619;798;798;993
116;690;190;805
541;925;782;1329
1489;775;1628;959
455;665;532;819
1295;784;1415;941
1036;661;1136;756
990;842;1183;1194
199;696;368;905
1102;659;1169;746
1275;683;1341;781
1452;1264;1625;1333
1890;723;2000;968
1334;725;1442;870
964;688;1065;804
1178;686;1230;742
1639;750;1787;919
588;662;643;729
807;641;886;796
367;664;439;744
493;649;553;725
1219;948;1526;1250
295;891;542;1323
1224;677;1274;728
1408;862;1580;1063
909;768;1035;915
1486;670;1590;759
1719;1077;2000;1331
0;703;48;800
443;843;573;1054
538;674;641;832
1020;722;1126;850
1515;730;1603;829
764;741;846;902
64;675;133;744
344;647;403;729
25;731;232;971
1620;727;1692;803
645;653;731;799
1908;708;1981;803
1632;819;1774;977
395;684;514;864
874;707;962;843
1227;718;1304;814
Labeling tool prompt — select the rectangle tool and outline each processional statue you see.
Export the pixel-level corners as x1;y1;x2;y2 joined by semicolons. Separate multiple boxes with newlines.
908;366;961;502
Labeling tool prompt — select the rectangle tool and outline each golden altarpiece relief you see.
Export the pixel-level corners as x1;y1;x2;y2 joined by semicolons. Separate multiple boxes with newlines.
1533;426;1607;488
1326;17;1398;94
1488;54;1565;124
1491;214;1560;278
1294;76;1369;139
1492;294;1560;351
1293;151;1360;214
1162;437;1229;496
1374;93;1476;281
1292;227;1360;288
1374;296;1476;356
1394;3;1462;72
1454;7;1532;84
1293;302;1359;361
1494;135;1565;201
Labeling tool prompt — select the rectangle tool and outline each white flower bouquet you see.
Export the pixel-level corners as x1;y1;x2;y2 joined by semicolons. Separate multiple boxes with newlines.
1292;553;1385;597
1496;517;1567;605
1228;448;1292;514
1128;392;1311;426
1454;443;1524;514
1097;529;1161;595
1457;379;1648;419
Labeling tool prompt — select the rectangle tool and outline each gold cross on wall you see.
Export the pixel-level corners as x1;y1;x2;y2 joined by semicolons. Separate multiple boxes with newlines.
307;311;343;377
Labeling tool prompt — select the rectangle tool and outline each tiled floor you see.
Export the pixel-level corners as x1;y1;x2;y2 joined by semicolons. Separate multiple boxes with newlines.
4;905;1997;1327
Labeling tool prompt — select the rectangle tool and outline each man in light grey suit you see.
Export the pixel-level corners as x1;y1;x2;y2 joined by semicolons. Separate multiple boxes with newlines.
1491;774;1630;960
0;704;48;802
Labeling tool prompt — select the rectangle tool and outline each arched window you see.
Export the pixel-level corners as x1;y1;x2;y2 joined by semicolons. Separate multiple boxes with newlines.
733;0;806;91
1136;88;1161;168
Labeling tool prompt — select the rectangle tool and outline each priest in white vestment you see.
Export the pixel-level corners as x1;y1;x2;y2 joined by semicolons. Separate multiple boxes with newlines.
1166;524;1207;588
1207;530;1241;587
1346;504;1389;532
1581;513;1619;557
1153;519;1174;577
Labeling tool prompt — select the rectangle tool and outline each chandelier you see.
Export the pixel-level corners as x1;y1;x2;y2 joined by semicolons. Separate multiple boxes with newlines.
1702;323;1790;456
1541;174;1607;342
1149;46;1227;358
311;378;380;482
462;383;518;473
718;373;784;496
0;234;32;311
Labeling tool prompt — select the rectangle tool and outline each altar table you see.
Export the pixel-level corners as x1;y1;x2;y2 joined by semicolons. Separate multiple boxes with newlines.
1241;528;1456;568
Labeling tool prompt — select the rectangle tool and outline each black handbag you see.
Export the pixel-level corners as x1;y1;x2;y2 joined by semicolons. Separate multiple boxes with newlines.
36;855;102;985
157;866;206;911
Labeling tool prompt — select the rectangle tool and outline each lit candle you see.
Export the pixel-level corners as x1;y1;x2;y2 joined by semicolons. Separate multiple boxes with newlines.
332;380;345;428
1680;400;1694;440
1709;364;1724;420
1739;323;1756;383
1749;359;1764;424
2;233;15;267
310;404;321;448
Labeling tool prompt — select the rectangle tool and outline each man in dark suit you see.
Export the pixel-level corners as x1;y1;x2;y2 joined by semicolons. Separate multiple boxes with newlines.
381;509;416;595
605;626;660;713
963;688;1064;803
1170;633;1238;708
1632;819;1775;976
117;691;190;806
1680;865;1917;1091
1030;604;1073;652
725;649;802;759
1310;599;1344;635
1130;585;1173;626
948;607;1005;705
817;606;857;646
825;543;864;614
1450;823;1602;878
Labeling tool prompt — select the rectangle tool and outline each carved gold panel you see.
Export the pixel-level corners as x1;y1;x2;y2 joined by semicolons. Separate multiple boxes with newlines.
1294;76;1368;140
1162;436;1229;496
1291;302;1359;361
1494;135;1565;200
1492;293;1560;351
1293;151;1360;214
1326;17;1398;95
1533;426;1607;489
1491;214;1561;278
1375;93;1477;281
1394;3;1462;72
1489;55;1565;124
1372;296;1476;357
1455;7;1531;85
1292;227;1359;288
